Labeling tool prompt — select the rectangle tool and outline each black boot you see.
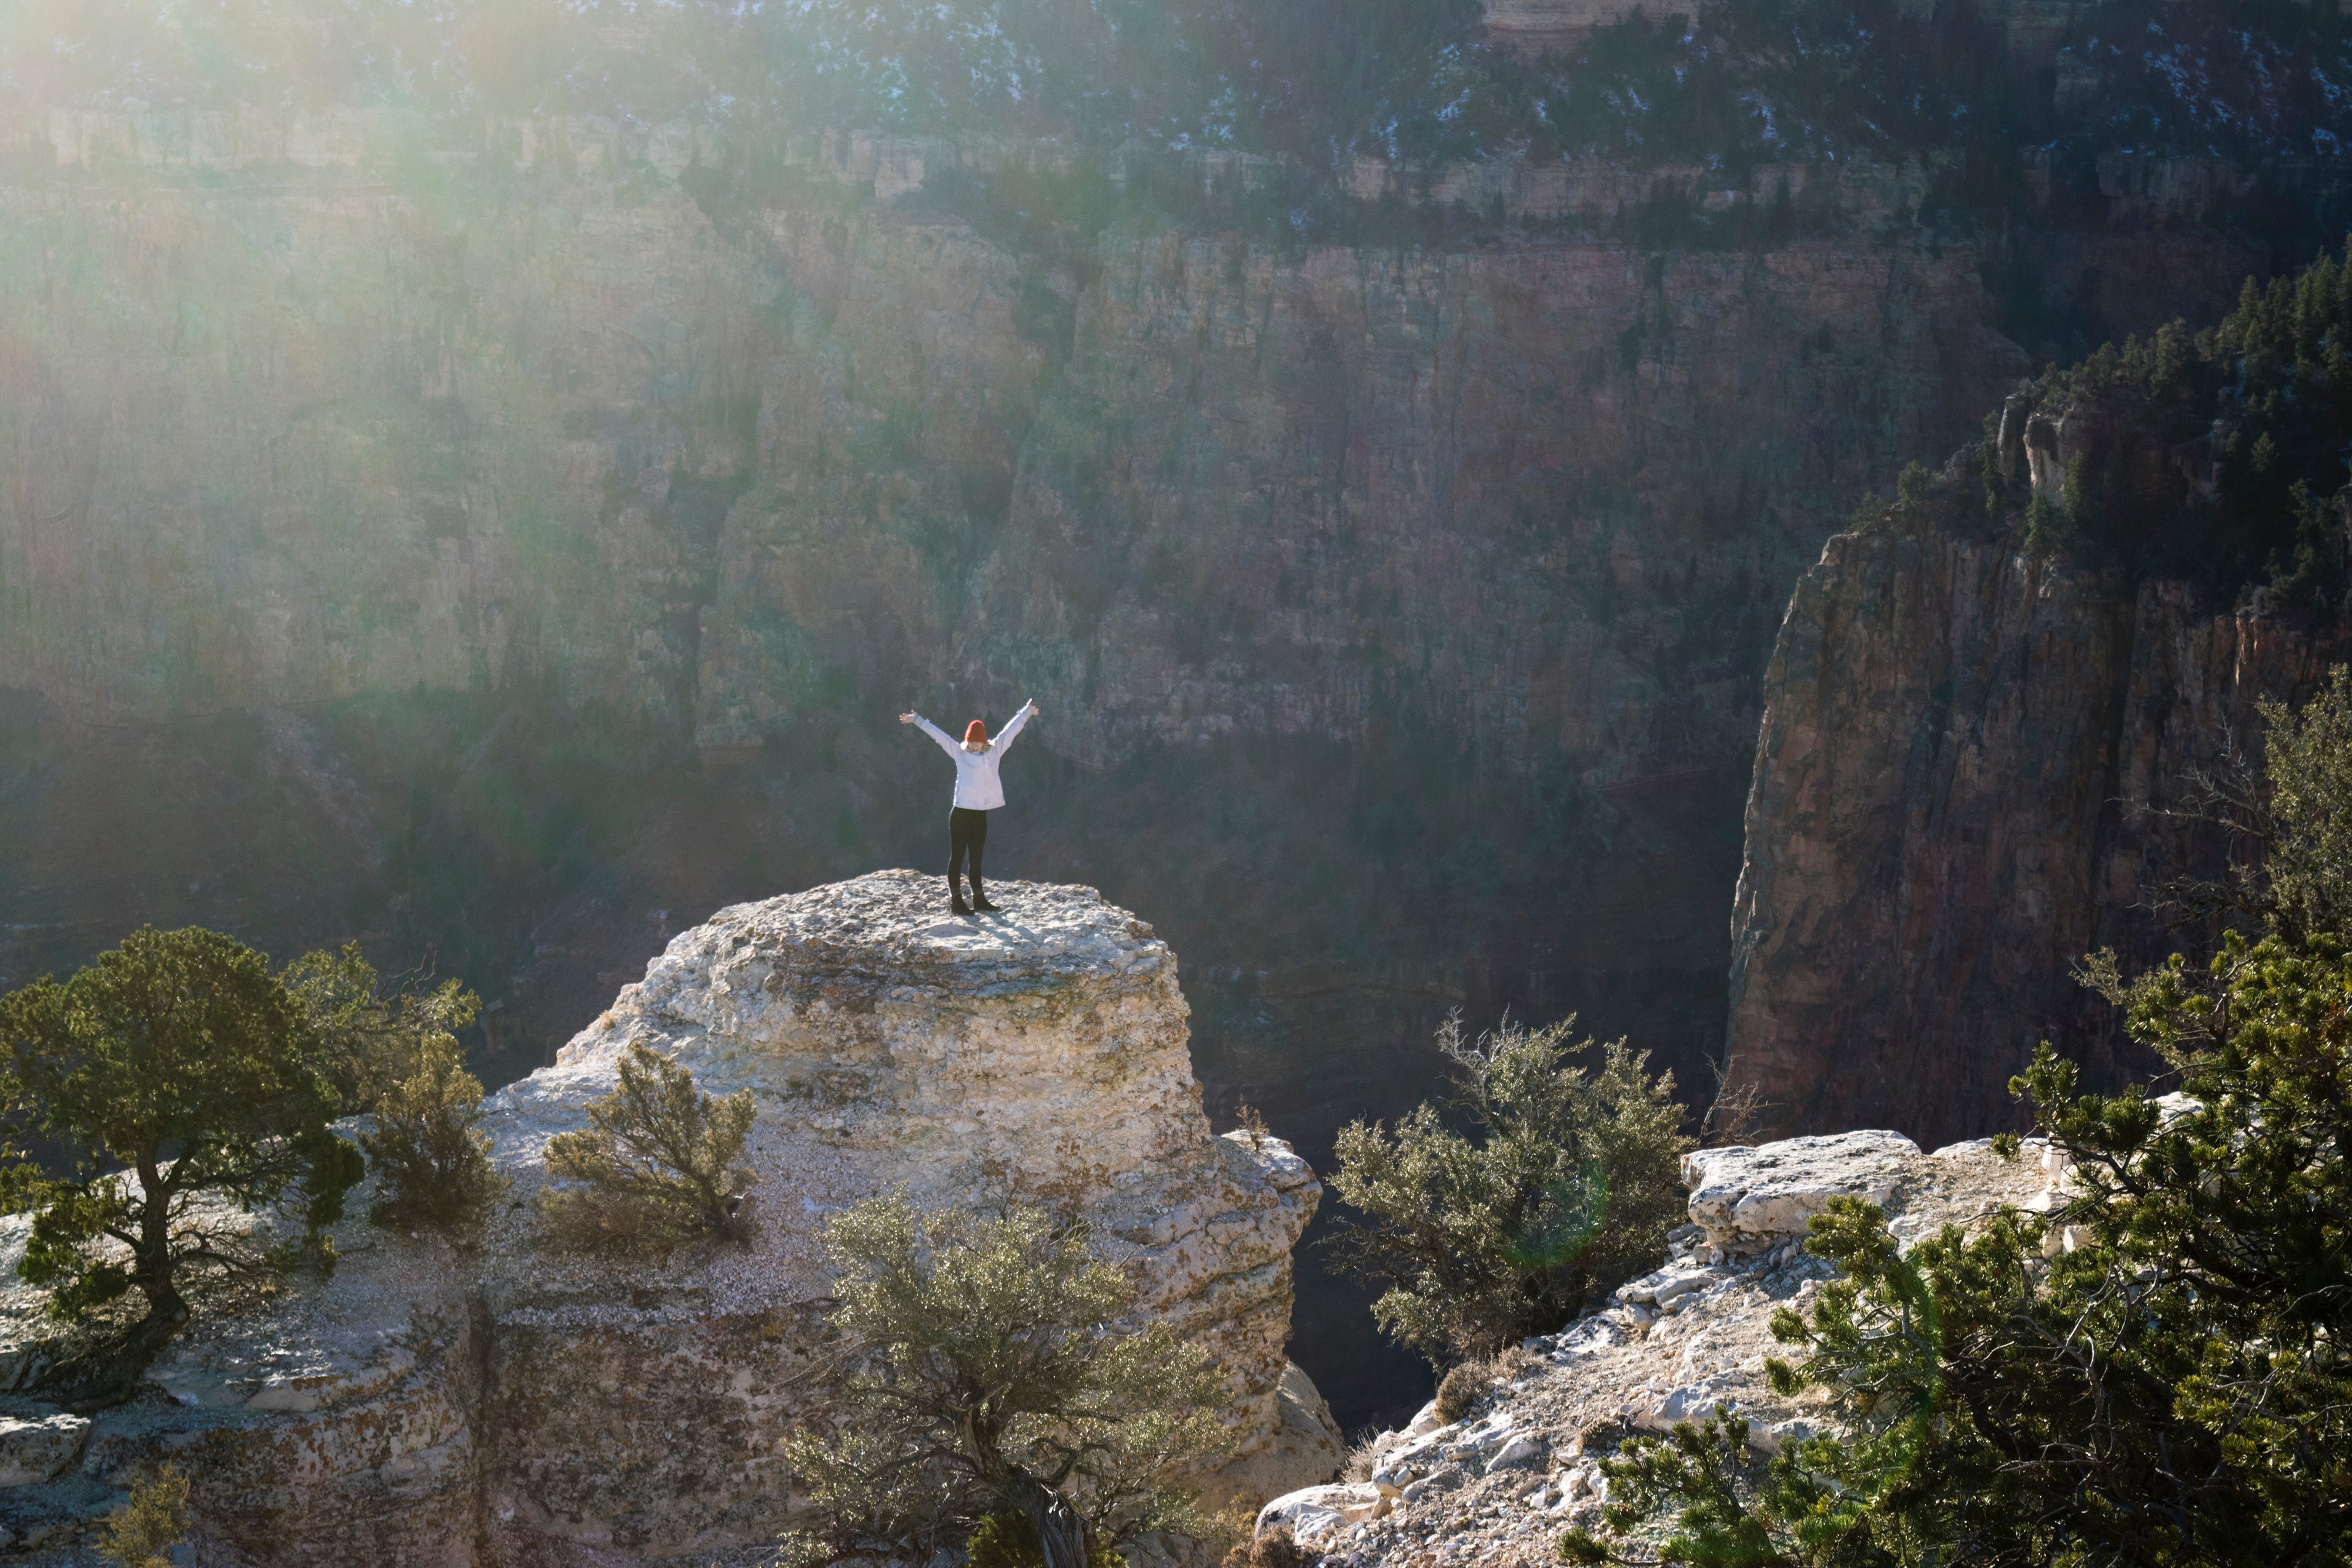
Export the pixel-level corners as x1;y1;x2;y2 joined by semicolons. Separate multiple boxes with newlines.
971;880;998;913
949;877;973;915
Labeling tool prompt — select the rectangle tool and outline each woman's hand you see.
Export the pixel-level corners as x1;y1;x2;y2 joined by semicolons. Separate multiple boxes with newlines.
898;711;917;724
1025;699;1041;717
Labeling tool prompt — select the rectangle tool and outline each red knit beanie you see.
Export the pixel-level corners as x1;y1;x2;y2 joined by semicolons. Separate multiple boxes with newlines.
964;719;988;745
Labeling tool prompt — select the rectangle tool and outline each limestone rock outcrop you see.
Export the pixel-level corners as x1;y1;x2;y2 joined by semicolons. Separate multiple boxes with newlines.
1721;525;2352;1147
1681;1131;1926;1244
0;873;1337;1564
1272;1126;2054;1567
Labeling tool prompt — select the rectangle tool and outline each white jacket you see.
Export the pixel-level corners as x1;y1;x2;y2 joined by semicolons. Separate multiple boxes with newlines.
913;704;1035;810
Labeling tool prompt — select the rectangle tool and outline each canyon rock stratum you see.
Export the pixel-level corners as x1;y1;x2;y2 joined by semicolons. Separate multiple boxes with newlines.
0;873;1339;1564
1722;524;2352;1148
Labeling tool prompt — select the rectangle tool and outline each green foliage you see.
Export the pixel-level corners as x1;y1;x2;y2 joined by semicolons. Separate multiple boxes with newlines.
1572;683;2352;1567
539;1042;756;1253
0;928;363;1381
361;1031;500;1231
283;944;497;1230
1988;237;2352;594
2062;452;2099;540
1328;1012;1691;1363
2021;491;2065;556
781;1196;1233;1568
2081;663;2352;955
94;1464;191;1568
280;942;479;1113
2255;665;2352;943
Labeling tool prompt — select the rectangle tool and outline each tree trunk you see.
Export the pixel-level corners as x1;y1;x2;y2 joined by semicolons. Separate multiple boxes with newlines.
132;1156;185;1338
1022;1483;1090;1568
124;1156;188;1374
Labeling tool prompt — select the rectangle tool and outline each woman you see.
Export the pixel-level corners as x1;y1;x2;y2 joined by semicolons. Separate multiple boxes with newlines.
900;699;1041;914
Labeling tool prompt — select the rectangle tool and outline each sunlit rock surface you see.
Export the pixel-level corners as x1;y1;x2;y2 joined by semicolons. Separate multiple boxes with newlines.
0;873;1336;1564
1264;1127;2056;1567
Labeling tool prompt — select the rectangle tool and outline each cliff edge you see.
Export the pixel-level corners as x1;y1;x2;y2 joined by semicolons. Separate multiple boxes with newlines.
0;872;1339;1564
1253;1126;2057;1565
1721;526;2352;1146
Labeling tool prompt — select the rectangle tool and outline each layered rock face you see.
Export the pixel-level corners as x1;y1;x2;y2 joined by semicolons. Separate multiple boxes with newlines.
0;145;2012;770
1722;526;2352;1146
0;874;1338;1564
0;103;2303;1427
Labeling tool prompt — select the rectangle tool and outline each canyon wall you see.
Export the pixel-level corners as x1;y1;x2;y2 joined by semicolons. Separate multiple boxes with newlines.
1723;524;2352;1146
0;103;2308;1425
0;124;2030;1100
0;128;2013;760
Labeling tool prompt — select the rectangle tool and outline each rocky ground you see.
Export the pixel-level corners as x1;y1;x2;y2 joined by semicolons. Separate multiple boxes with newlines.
1255;1129;2061;1567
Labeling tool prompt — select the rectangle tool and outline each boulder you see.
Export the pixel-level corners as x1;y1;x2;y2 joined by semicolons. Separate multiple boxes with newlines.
0;1418;85;1489
1255;1482;1390;1545
1484;1435;1544;1472
1207;1361;1345;1509
1615;1265;1724;1306
1681;1132;1923;1245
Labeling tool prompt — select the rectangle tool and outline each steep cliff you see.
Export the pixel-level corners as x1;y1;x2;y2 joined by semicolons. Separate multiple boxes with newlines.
0;874;1339;1564
1722;233;2352;1147
1722;526;2352;1145
0;129;2009;755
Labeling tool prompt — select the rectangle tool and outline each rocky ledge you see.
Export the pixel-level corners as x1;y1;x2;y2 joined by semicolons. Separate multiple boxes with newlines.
1254;1129;2064;1566
0;872;1339;1565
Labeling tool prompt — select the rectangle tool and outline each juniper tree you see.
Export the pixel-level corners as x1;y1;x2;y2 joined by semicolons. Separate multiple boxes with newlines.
539;1042;756;1252
1328;1012;1689;1363
782;1196;1233;1568
362;1031;500;1230
93;1465;191;1568
282;944;497;1230
280;942;479;1110
0;928;365;1388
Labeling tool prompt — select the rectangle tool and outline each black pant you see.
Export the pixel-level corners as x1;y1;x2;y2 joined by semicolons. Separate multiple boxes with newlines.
948;807;990;897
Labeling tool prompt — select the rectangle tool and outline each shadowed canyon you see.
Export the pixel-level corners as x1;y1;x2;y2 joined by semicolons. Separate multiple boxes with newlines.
5;0;2352;1432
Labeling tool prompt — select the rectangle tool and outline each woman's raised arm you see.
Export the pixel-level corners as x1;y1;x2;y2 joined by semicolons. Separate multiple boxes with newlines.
994;700;1040;750
905;712;962;757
